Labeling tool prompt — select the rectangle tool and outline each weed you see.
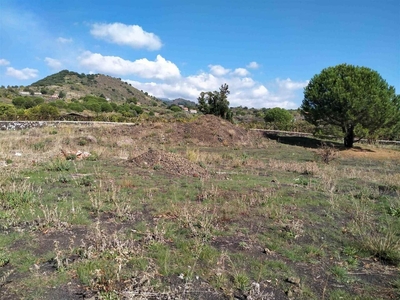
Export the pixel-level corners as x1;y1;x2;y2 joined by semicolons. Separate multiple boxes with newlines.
315;142;338;164
351;202;400;265
58;174;71;183
387;206;400;217
78;139;87;146
79;175;94;187
33;141;46;151
153;164;163;170
186;148;199;162
234;272;250;291
86;151;99;161
65;153;77;160
0;250;10;267
328;289;354;299
46;159;72;171
0;182;36;209
342;246;358;257
330;265;348;283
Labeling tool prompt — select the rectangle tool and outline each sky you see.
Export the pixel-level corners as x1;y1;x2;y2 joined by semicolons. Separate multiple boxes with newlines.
0;0;399;109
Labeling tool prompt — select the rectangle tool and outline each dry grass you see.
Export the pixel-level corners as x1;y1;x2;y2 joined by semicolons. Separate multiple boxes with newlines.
1;124;399;299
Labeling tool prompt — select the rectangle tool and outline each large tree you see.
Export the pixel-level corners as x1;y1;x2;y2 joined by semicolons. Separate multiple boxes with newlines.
198;83;233;121
301;64;399;147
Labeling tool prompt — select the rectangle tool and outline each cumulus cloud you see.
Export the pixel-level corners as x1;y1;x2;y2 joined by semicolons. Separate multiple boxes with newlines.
78;51;180;80
232;68;250;77
123;67;301;109
276;78;308;90
252;85;269;98
208;64;231;76
45;57;62;69
57;37;73;43
0;59;10;66
6;67;38;80
246;61;260;69
90;23;162;50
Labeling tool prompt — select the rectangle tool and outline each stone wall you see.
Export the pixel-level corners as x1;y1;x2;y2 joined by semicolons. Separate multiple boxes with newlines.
0;121;93;130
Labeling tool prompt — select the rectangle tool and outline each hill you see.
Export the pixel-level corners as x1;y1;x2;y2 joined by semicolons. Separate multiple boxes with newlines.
163;98;197;108
29;70;161;106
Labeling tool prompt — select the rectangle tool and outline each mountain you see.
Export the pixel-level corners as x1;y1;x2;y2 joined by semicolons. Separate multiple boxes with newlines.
29;70;161;106
163;98;197;108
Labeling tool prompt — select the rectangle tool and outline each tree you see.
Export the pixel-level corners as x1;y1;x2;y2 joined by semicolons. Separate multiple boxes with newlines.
264;107;293;130
301;64;399;147
198;83;233;121
58;90;66;99
0;103;17;120
25;104;59;120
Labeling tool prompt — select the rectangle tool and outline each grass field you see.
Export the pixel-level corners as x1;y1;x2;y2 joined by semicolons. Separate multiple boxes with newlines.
0;120;399;300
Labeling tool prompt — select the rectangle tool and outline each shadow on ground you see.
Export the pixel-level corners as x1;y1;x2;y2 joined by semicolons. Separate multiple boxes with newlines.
264;133;374;152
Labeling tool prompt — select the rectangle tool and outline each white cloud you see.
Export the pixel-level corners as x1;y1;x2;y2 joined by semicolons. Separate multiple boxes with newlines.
246;61;260;69
123;69;301;109
252;85;269;98
0;59;10;66
44;57;62;69
57;37;73;43
90;23;162;50
232;68;250;77
208;64;231;76
78;51;180;80
6;67;38;80
276;78;308;90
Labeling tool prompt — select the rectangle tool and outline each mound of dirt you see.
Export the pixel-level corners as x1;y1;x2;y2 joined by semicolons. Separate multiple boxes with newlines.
174;115;251;146
130;149;208;177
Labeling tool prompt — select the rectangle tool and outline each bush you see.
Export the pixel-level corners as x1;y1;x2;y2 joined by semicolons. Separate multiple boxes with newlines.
169;105;182;112
264;107;293;130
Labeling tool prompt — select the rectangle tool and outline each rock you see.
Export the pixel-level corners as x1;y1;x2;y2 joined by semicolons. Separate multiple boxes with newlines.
85;135;97;143
287;289;293;297
287;277;301;285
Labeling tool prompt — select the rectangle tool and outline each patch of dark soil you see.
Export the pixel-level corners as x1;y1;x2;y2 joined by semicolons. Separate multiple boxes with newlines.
35;278;92;300
130;149;208;177
33;226;88;256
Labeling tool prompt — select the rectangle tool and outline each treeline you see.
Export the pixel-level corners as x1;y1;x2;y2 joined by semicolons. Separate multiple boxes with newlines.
0;95;148;121
30;70;97;87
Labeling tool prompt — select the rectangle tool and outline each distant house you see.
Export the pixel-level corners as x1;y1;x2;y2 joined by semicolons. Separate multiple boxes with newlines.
189;109;197;114
19;91;30;96
34;92;42;96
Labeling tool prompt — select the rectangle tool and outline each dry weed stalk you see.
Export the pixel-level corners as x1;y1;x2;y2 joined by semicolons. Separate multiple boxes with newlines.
37;204;66;230
268;159;320;175
176;201;217;242
315;142;338;164
0;269;14;287
350;195;400;264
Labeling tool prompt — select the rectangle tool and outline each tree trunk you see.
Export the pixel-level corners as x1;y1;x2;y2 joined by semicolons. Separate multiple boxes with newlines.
344;125;354;148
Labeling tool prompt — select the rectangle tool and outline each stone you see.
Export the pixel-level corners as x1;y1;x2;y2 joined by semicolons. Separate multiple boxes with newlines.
287;277;301;285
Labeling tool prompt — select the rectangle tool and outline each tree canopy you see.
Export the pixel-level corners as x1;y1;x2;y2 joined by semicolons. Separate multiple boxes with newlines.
301;64;399;147
197;83;233;121
264;107;293;130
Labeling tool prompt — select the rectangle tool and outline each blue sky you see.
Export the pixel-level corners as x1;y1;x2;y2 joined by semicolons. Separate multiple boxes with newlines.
0;0;399;108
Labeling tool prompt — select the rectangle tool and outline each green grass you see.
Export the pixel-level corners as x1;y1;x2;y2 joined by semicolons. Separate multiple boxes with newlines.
0;126;399;299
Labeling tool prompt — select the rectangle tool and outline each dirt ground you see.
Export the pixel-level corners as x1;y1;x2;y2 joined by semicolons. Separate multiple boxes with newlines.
1;116;399;300
340;147;400;160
